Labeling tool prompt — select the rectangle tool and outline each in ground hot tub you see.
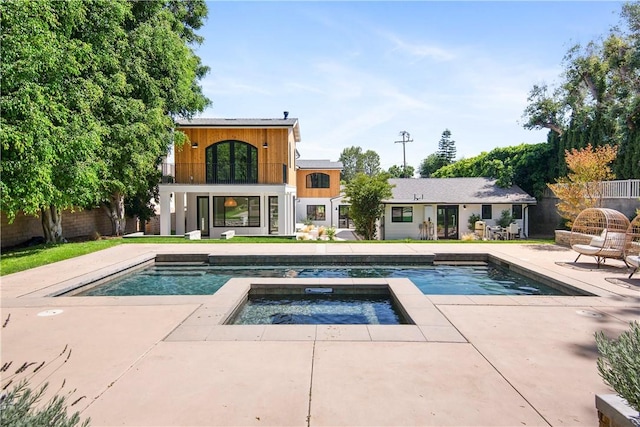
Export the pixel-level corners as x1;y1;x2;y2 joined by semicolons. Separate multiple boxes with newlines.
226;284;412;325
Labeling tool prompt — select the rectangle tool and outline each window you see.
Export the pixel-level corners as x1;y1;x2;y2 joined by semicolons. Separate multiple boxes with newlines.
306;205;326;221
512;204;523;220
213;196;260;227
481;205;492;219
306;173;330;188
206;140;257;184
391;207;413;222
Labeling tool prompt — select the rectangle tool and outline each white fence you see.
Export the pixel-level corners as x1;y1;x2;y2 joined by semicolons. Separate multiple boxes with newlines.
543;179;640;199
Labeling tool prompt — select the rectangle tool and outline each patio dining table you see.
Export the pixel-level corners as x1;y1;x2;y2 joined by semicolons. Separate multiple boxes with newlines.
487;226;507;240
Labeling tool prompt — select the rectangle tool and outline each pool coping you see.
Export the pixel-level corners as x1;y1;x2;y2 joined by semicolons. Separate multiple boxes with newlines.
164;277;468;343
26;251;612;299
14;250;625;344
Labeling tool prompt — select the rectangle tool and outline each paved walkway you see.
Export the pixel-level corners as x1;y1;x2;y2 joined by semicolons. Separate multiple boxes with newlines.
1;242;638;426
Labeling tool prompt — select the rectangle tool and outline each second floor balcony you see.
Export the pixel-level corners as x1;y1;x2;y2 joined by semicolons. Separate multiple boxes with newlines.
161;162;288;185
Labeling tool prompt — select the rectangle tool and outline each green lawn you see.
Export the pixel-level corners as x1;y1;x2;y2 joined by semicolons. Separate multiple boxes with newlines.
0;240;122;276
1;236;555;276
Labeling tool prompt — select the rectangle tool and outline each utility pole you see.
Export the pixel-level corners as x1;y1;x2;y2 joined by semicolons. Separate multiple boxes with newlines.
394;131;413;176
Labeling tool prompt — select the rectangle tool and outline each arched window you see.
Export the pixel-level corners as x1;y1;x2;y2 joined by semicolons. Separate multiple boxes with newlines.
306;172;330;188
206;140;257;184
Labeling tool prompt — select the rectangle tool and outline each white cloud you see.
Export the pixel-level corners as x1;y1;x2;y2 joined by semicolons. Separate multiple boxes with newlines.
379;31;456;63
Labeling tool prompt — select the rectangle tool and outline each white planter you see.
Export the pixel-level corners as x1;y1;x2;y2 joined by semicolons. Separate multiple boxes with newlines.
595;394;639;427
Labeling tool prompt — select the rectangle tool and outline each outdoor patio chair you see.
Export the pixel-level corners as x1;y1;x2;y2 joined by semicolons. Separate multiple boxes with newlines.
624;214;640;278
507;223;520;240
570;208;630;268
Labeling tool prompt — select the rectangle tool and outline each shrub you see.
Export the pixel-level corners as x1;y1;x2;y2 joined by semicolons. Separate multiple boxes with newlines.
497;209;514;228
326;227;337;241
467;213;481;231
0;381;90;427
595;321;640;412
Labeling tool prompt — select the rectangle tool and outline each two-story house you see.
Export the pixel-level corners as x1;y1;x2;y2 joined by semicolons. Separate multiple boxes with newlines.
295;160;344;228
158;117;301;238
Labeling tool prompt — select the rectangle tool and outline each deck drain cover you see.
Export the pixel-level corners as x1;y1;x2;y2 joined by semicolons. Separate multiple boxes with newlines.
576;309;602;318
37;309;64;317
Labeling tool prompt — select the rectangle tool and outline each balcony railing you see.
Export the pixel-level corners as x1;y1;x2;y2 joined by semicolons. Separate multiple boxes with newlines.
161;163;288;185
543;179;640;199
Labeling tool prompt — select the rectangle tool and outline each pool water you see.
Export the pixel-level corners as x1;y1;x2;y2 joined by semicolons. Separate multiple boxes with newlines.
229;294;408;325
75;263;566;296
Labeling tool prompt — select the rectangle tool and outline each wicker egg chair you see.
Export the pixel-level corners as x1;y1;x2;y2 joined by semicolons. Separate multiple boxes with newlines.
570;208;630;268
624;214;640;278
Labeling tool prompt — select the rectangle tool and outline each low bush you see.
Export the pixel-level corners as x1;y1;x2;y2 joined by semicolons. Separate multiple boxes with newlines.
595;321;640;412
0;381;90;427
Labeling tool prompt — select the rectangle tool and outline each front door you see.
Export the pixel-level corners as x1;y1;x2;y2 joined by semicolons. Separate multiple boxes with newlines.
437;205;458;239
197;196;209;236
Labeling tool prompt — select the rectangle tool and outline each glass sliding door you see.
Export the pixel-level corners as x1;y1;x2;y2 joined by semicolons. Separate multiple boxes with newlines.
212;196;260;227
437;205;458;239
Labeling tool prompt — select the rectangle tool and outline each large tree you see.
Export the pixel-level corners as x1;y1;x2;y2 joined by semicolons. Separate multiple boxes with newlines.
338;146;381;182
97;0;210;235
417;129;456;178
1;0;110;242
339;146;363;183
344;173;393;240
388;164;415;178
521;3;640;180
361;150;381;177
418;153;447;178
436;129;456;165
1;0;210;241
433;143;554;198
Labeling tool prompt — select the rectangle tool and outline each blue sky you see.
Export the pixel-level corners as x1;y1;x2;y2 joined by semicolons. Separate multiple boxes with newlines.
196;1;624;170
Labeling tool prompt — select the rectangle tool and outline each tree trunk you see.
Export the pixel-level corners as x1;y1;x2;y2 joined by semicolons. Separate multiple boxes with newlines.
41;205;65;243
544;122;565;136
103;191;126;236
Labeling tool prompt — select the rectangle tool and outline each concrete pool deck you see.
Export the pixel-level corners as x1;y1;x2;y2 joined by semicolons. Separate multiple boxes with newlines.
1;242;639;426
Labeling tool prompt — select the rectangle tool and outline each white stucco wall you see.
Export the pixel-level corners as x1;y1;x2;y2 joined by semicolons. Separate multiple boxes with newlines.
383;204;434;240
296;197;335;228
159;184;296;237
383;203;528;240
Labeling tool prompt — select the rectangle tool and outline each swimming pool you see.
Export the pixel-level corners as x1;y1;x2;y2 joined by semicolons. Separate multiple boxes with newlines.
74;263;568;296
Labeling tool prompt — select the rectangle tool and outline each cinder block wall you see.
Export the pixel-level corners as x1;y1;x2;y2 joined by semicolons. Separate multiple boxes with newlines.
1;209;138;249
529;197;639;239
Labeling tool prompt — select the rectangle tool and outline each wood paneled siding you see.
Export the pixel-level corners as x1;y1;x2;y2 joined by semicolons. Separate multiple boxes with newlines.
175;127;295;185
296;169;342;198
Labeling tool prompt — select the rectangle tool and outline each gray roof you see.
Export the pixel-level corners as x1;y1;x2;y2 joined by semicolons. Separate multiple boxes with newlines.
296;159;343;170
176;118;301;142
385;177;536;204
